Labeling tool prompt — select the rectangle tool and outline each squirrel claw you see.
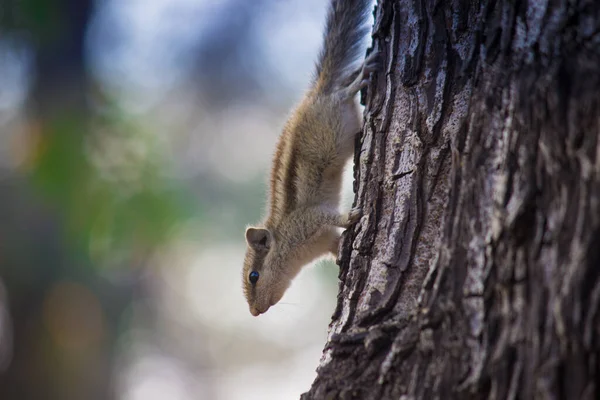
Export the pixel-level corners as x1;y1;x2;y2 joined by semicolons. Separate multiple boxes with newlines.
346;207;363;226
345;51;382;95
362;50;382;74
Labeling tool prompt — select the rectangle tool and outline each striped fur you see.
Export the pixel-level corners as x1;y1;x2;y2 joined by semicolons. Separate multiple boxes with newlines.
242;0;374;317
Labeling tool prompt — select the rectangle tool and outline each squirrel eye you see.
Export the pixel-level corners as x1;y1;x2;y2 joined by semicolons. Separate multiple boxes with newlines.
249;271;259;284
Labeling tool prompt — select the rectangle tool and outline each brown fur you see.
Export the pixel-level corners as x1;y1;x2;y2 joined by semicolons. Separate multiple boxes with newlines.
242;0;377;316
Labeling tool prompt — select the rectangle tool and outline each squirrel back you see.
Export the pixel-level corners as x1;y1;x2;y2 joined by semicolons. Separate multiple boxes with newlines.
313;0;373;93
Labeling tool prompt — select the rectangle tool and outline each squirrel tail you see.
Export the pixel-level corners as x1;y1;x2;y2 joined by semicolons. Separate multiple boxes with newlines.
313;0;373;94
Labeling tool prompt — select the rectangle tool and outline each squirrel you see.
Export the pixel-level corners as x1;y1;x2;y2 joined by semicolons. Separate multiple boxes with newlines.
242;0;378;317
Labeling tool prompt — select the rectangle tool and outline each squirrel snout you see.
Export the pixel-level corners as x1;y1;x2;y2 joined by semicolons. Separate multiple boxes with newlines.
250;305;270;317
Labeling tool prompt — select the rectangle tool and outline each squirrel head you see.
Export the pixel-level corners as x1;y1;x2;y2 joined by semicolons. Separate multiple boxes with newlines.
242;227;291;316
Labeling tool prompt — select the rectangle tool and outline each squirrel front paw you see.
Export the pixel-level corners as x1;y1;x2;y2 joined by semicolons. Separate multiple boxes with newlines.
345;207;363;227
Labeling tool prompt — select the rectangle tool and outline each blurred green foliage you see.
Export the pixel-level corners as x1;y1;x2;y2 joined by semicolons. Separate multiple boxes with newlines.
29;108;194;266
0;0;62;36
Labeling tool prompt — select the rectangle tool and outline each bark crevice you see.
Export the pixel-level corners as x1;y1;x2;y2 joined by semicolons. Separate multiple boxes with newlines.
303;1;600;399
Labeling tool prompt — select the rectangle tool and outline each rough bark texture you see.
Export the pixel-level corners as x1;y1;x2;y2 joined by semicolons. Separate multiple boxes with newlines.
303;0;600;399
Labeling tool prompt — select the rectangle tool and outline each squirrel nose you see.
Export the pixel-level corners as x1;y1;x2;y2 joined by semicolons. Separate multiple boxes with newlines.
249;305;269;316
250;307;260;316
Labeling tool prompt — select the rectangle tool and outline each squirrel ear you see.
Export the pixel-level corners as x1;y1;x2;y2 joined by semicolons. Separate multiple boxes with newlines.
245;227;272;251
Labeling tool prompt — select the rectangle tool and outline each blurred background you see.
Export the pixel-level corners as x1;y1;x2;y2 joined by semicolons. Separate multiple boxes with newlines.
0;0;365;398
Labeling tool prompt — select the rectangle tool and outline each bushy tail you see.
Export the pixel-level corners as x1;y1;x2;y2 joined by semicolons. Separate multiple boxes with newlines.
313;0;373;93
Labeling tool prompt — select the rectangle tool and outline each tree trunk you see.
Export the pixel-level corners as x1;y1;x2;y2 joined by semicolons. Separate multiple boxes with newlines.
303;0;600;399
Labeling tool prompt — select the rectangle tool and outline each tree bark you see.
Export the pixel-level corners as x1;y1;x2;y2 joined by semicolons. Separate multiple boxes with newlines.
303;0;600;399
